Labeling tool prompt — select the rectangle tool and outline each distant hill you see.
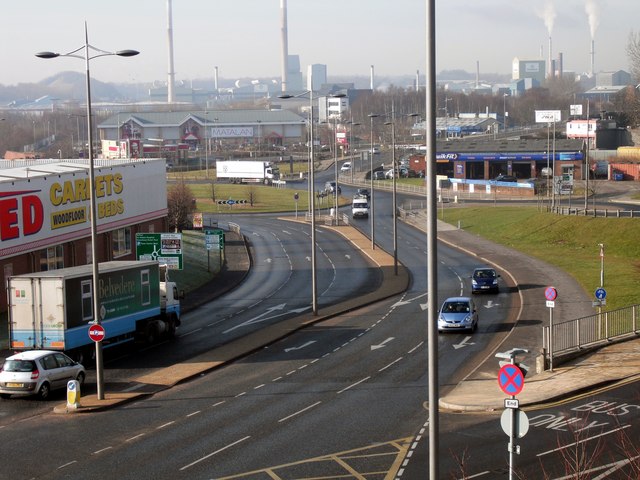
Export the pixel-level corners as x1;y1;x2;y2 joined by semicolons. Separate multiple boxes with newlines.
0;72;130;105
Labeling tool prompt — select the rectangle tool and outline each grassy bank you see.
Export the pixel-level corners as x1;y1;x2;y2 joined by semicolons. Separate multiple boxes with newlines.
441;206;640;310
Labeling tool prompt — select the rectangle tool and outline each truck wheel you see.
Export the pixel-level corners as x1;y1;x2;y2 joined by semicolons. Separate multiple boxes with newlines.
168;319;177;337
145;323;158;345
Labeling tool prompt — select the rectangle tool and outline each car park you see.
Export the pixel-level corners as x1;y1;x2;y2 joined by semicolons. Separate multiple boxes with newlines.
0;350;85;400
437;297;478;332
471;267;500;293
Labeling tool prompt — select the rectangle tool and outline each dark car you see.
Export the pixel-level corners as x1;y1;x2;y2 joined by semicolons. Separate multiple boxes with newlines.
471;267;500;294
494;174;518;183
356;188;370;199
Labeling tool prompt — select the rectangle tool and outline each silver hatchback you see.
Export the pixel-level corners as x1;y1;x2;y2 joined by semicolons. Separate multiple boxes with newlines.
437;297;478;333
0;350;85;400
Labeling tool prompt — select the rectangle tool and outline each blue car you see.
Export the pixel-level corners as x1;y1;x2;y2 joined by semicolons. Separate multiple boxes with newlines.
471;267;500;294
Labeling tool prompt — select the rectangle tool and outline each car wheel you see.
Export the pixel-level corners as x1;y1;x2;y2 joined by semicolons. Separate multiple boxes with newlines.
37;382;51;400
76;372;85;387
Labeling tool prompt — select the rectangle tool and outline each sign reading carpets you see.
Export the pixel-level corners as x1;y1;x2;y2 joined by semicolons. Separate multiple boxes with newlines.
136;233;183;270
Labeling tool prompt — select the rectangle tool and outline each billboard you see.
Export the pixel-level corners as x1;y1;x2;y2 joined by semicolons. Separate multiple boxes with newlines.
0;160;167;258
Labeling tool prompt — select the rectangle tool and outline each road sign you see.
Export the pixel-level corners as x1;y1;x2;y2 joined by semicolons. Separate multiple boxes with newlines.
88;324;106;342
595;287;606;300
544;286;557;301
504;398;519;409
498;364;525;396
501;408;529;438
136;232;184;270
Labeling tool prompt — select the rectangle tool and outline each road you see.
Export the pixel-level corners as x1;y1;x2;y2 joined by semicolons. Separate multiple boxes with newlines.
0;199;520;479
2;170;637;479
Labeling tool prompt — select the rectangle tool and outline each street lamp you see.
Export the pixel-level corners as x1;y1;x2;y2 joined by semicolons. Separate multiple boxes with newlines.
278;86;318;315
347;120;360;183
36;22;139;401
368;113;379;249
503;93;509;132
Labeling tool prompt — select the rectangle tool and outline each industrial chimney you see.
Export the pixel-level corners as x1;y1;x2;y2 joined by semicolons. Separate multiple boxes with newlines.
167;0;176;103
370;65;374;90
280;0;289;92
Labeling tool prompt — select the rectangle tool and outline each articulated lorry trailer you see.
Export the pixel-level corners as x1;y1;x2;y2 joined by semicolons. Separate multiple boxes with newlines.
216;160;280;185
8;261;182;361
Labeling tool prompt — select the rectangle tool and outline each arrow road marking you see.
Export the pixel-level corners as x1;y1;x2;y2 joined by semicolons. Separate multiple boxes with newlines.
284;341;316;353
392;292;428;308
371;337;395;350
223;305;311;333
484;300;499;308
453;336;475;350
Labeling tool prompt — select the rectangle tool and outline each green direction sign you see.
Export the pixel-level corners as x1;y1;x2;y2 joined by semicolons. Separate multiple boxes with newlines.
135;233;184;270
204;228;224;251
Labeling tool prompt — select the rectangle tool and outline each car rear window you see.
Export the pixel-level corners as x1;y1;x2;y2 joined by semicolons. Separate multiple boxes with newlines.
3;360;37;372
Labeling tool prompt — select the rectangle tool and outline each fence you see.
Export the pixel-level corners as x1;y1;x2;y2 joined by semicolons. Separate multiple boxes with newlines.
551;205;640;218
544;304;640;364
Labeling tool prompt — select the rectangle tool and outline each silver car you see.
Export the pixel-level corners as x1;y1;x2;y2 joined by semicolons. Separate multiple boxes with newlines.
0;350;85;400
437;297;478;333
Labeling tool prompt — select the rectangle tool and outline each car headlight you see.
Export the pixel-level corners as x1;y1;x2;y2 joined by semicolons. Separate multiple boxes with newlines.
472;279;478;286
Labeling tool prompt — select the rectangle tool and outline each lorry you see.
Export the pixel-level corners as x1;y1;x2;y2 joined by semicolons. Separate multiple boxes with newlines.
216;160;280;185
351;194;369;218
8;260;182;362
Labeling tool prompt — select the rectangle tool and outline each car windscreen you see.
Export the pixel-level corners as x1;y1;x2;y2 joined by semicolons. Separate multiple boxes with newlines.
3;360;36;372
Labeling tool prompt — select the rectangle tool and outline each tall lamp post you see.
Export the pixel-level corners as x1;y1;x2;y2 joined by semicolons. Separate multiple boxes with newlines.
279;85;318;315
368;113;379;249
503;93;509;132
36;23;139;401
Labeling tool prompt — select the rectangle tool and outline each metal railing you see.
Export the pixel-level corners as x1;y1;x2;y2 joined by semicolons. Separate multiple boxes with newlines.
551;205;640;218
544;304;640;360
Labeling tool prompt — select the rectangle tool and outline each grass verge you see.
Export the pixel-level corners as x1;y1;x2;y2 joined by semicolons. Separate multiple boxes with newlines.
441;206;640;310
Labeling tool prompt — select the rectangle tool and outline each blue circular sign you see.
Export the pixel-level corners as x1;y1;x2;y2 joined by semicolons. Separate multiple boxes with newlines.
595;288;606;300
498;364;525;396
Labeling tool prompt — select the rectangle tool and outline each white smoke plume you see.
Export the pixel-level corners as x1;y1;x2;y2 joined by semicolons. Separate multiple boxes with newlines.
585;0;600;39
535;0;556;35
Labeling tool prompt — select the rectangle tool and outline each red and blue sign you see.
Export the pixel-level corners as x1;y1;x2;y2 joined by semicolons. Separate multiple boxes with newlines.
498;364;525;396
544;286;558;301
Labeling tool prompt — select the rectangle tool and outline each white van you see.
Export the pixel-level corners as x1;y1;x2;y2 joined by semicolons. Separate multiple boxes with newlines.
352;195;369;218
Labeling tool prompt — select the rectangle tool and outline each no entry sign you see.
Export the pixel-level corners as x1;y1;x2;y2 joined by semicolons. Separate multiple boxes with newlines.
498;364;525;396
88;324;106;343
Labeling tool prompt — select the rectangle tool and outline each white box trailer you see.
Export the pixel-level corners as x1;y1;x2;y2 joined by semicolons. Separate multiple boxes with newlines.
216;160;279;184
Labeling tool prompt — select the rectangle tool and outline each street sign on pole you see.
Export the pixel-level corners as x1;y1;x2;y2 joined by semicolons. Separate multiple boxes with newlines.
501;408;529;438
88;324;106;342
498;364;525;396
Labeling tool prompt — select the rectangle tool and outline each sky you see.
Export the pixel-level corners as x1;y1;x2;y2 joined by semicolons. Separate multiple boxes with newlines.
1;0;637;87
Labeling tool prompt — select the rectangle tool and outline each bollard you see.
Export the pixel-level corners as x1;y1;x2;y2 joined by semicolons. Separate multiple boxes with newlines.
66;380;81;411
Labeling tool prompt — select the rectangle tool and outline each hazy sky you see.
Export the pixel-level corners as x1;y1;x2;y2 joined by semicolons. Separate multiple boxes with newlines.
1;0;636;86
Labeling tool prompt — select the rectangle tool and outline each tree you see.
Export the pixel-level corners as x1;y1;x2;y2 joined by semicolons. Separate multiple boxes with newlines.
627;30;640;83
167;179;196;232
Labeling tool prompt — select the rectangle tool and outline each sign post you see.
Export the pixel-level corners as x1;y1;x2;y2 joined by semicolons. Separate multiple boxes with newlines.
496;348;529;480
544;286;557;371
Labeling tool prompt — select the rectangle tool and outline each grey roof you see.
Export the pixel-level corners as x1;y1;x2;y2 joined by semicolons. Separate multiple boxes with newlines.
437;138;584;153
99;109;305;128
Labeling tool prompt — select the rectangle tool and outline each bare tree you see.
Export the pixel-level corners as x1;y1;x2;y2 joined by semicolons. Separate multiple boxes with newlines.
627;30;640;83
246;185;258;207
167;179;196;232
209;180;217;204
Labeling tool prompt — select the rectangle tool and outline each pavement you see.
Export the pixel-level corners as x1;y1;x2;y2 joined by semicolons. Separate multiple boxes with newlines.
55;186;640;414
